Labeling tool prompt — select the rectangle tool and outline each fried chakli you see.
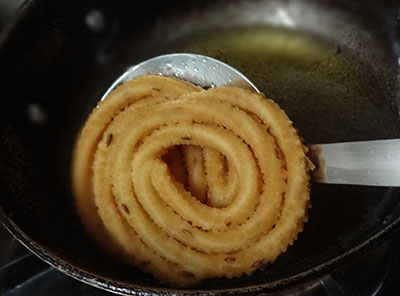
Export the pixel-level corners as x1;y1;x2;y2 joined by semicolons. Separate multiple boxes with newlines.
72;75;311;287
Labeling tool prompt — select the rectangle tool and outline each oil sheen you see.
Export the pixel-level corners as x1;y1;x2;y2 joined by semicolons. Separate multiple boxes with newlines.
165;26;400;278
169;26;400;144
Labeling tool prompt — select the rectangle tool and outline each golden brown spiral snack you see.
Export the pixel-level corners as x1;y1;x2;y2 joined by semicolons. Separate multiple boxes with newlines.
72;75;311;287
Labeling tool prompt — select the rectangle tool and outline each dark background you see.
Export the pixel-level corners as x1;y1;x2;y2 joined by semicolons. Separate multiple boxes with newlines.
0;1;400;295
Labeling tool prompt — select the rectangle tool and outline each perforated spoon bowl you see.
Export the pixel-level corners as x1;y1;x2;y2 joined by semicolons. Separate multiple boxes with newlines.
103;53;400;187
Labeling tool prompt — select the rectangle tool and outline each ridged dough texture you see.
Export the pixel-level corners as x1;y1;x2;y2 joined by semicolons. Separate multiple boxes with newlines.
72;75;311;287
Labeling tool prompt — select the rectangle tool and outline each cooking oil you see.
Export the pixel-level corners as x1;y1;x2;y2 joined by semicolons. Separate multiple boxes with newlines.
169;26;400;144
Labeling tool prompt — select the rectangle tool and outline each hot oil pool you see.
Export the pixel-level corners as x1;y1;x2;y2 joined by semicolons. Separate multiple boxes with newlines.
169;26;400;144
165;26;400;284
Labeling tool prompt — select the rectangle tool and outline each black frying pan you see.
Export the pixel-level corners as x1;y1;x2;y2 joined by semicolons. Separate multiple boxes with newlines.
1;0;400;294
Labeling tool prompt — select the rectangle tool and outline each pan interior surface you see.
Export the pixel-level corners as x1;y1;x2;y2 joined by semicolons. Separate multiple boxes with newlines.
0;0;400;294
166;25;400;288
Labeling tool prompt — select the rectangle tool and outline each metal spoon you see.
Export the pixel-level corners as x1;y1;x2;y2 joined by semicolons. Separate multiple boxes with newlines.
103;53;400;187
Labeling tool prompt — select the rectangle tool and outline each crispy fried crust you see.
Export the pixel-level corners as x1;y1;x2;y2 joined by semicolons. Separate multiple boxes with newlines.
72;76;310;287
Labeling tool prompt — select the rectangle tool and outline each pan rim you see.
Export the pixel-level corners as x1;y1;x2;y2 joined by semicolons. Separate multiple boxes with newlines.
1;204;399;295
1;0;400;294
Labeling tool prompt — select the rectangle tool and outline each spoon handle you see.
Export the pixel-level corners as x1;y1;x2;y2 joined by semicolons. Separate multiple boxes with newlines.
308;139;400;186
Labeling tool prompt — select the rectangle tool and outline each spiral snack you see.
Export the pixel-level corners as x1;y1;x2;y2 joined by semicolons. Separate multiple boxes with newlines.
72;75;311;287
